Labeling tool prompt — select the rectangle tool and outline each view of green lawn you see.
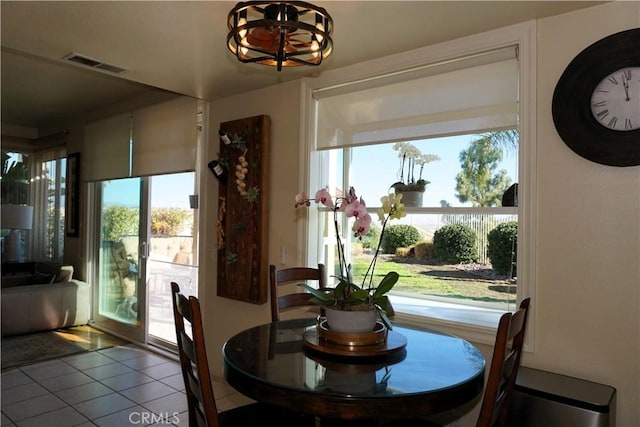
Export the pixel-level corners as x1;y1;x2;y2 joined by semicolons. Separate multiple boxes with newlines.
340;256;517;305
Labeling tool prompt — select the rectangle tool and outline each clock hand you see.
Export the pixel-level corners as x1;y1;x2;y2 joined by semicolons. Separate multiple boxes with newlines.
622;74;630;101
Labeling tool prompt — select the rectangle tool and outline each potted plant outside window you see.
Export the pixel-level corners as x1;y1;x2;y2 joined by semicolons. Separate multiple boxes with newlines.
390;142;440;207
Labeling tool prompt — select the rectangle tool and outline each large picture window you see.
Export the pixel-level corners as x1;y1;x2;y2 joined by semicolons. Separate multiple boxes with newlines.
303;23;536;340
313;134;518;307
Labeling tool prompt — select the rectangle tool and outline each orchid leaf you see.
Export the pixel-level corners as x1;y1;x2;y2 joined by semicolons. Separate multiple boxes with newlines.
337;278;363;291
376;305;393;330
297;283;334;303
374;296;395;317
344;289;369;302
335;280;348;292
373;272;398;297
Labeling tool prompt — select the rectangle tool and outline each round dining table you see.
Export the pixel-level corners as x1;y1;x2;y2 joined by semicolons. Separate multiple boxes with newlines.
222;317;485;424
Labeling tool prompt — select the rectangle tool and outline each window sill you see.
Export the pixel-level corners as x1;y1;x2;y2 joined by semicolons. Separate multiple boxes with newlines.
390;294;503;346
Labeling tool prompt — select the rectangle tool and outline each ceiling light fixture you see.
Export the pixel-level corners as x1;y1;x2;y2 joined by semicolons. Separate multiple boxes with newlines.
227;1;333;71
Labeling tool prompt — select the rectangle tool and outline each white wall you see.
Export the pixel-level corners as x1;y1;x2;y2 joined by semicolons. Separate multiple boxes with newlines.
530;3;639;426
203;79;303;373
204;3;639;426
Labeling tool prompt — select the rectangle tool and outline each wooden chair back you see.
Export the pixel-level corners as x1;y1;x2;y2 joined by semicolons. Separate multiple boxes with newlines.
269;264;326;322
171;282;219;427
476;297;531;427
381;298;532;427
172;282;317;427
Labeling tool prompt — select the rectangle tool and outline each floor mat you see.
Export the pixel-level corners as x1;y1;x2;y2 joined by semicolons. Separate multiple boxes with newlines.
1;330;88;371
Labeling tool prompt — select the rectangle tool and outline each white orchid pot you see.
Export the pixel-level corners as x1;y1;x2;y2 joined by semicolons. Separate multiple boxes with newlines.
324;306;378;333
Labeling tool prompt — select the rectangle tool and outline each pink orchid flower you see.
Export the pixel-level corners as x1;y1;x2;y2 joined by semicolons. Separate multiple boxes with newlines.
294;192;310;208
314;188;335;209
352;213;372;237
344;198;367;220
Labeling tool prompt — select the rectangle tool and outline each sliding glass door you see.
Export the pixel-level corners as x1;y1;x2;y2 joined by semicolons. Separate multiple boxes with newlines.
94;177;146;342
92;172;197;347
147;172;198;346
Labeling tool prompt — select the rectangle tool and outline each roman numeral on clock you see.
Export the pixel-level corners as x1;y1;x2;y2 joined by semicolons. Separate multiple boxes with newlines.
625;118;633;130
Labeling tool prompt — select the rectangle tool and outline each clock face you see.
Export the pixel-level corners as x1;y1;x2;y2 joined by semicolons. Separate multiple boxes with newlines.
552;28;640;166
590;67;640;131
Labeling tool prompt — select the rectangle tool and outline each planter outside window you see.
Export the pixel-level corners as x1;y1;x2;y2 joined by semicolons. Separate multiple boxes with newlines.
391;182;425;207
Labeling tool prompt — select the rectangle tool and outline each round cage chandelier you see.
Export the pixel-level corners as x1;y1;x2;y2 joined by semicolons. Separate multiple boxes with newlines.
227;1;334;71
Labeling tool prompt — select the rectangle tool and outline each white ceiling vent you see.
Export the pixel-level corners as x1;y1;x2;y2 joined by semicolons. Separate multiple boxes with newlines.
62;52;127;74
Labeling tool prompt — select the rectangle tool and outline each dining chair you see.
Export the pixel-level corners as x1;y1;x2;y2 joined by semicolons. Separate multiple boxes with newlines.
170;282;315;427
269;263;326;322
383;297;531;427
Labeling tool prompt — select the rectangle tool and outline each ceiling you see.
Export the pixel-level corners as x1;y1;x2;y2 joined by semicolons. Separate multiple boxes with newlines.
1;1;605;133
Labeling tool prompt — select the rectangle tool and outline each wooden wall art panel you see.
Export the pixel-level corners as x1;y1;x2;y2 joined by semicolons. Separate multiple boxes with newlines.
215;115;270;304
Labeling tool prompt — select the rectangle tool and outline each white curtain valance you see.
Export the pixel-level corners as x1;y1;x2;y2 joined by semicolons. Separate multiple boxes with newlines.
314;47;518;150
82;96;198;182
83;113;131;182
131;96;197;177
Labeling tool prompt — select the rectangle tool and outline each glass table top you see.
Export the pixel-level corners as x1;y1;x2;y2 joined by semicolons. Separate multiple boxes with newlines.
223;317;485;399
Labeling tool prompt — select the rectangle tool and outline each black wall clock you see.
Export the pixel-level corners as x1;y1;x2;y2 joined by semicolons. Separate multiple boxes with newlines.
552;28;640;167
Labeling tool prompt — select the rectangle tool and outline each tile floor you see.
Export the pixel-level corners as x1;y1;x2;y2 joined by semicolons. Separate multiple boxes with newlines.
1;341;253;426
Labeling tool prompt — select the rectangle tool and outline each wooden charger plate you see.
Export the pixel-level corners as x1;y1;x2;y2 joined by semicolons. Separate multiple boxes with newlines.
303;320;407;358
317;319;387;346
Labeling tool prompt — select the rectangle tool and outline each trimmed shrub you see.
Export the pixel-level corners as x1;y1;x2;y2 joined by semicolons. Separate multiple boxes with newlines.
102;206;139;241
414;241;435;261
395;247;411;257
433;224;478;264
487;221;517;276
151;208;191;236
381;224;421;254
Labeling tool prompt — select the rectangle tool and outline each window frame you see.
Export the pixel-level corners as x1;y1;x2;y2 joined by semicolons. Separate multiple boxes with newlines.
1;147;67;262
300;21;537;348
